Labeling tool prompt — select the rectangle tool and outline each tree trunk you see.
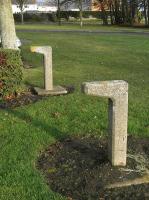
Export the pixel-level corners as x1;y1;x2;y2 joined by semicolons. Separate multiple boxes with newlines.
114;0;120;24
111;4;115;24
101;3;108;25
109;1;114;25
147;0;149;25
79;0;83;28
143;0;147;25
131;0;139;25
57;0;61;26
21;10;24;24
0;0;17;49
125;1;129;24
121;0;127;24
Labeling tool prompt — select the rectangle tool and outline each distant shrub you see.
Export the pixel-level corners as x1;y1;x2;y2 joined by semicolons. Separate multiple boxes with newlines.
14;11;106;23
59;11;106;20
59;11;79;20
47;13;57;22
14;13;49;22
0;49;23;99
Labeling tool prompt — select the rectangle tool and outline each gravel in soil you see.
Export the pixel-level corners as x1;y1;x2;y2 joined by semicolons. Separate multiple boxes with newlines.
37;135;149;200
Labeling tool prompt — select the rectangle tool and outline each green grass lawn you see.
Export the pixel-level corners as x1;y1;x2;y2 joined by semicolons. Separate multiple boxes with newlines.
16;23;149;32
0;28;149;199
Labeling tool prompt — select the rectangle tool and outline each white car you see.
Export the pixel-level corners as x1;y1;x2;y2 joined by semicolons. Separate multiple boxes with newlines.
0;36;21;48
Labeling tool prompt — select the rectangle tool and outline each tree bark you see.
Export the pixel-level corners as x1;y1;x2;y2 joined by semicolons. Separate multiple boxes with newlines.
147;0;149;25
114;0;120;24
0;0;18;49
143;0;147;25
109;1;114;25
131;0;139;25
121;0;127;24
101;2;108;25
21;10;24;24
57;0;61;26
79;0;83;28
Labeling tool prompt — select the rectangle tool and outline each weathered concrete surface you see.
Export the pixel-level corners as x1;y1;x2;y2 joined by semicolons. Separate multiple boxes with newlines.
105;175;149;189
31;46;67;95
34;86;67;96
82;80;128;166
31;46;53;91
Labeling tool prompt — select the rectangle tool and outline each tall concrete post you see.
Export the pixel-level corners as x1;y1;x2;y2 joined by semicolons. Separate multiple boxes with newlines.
31;46;67;95
31;46;53;90
82;80;128;166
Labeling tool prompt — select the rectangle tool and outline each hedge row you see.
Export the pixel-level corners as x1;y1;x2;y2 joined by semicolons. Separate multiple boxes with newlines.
0;49;23;98
13;11;105;22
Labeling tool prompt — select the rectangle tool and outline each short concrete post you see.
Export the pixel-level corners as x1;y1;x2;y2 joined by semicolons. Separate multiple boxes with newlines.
82;80;128;166
30;46;67;95
31;46;53;90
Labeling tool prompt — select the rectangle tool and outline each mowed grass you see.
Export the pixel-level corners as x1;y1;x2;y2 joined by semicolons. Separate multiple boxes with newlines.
0;29;149;200
16;23;149;32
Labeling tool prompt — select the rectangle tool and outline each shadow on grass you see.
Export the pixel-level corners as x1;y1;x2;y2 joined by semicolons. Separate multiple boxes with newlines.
6;108;68;140
24;80;38;88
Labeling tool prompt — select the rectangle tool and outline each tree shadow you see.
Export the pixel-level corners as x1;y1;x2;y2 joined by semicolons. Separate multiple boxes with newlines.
6;108;68;140
24;80;37;88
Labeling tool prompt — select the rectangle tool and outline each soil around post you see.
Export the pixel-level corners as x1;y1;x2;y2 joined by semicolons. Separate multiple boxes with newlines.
0;85;75;109
37;135;149;200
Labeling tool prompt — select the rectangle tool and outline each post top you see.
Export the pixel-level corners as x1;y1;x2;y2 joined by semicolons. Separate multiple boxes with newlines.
83;80;128;87
82;80;128;97
30;46;52;54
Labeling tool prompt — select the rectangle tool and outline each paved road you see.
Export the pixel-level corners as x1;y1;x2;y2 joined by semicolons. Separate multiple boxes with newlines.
17;29;149;36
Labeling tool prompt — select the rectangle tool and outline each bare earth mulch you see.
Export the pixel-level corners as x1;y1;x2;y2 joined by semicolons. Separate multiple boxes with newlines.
0;85;74;109
37;135;149;200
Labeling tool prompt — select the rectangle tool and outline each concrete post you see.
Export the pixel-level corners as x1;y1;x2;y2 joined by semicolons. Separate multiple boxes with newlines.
30;46;67;96
82;80;128;166
31;46;53;91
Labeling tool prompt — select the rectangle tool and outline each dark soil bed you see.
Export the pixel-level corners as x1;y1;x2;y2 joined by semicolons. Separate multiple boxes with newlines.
0;85;74;109
0;92;43;109
37;135;149;200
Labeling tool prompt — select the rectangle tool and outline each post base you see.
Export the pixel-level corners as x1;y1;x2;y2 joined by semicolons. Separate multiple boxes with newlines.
33;86;67;96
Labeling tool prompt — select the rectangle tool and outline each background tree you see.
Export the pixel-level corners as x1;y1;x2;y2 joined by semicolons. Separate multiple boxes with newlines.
61;0;84;27
147;0;149;25
47;0;149;26
142;0;148;25
52;0;78;26
93;0;109;25
0;0;18;49
57;0;61;25
52;0;65;25
76;0;83;27
15;0;28;24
